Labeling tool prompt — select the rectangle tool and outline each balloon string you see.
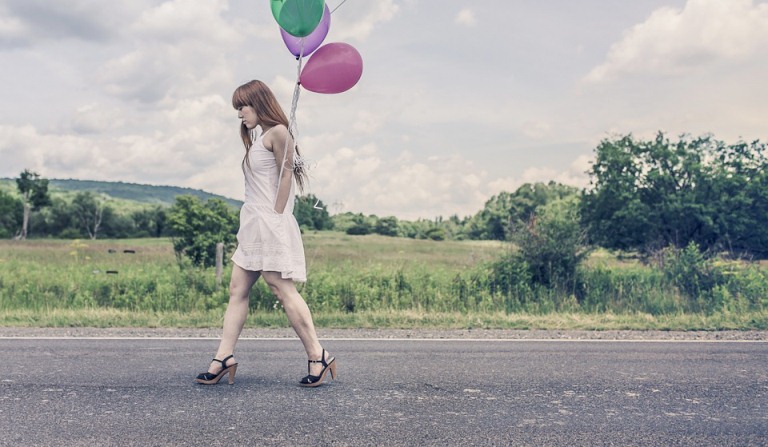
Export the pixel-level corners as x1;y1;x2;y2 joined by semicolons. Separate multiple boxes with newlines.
277;0;346;207
276;39;305;207
331;0;349;14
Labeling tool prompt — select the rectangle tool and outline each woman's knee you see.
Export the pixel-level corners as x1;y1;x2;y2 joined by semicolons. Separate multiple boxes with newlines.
229;282;250;300
262;273;294;303
229;267;259;300
264;282;285;303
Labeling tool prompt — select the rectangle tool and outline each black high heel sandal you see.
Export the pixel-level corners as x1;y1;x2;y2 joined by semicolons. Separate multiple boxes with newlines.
196;354;238;385
299;349;336;387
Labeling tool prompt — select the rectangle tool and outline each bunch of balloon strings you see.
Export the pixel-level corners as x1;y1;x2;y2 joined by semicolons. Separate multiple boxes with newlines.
275;0;351;211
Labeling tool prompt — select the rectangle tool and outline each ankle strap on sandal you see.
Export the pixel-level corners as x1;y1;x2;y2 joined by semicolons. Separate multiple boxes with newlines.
213;354;234;366
307;349;328;367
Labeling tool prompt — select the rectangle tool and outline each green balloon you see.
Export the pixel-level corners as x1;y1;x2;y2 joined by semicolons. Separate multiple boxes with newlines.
271;0;325;38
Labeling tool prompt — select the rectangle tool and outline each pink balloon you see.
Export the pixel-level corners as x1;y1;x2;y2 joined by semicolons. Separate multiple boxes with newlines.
299;42;363;94
281;4;330;58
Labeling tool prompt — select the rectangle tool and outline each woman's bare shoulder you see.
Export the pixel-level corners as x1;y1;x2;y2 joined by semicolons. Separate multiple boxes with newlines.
263;124;289;150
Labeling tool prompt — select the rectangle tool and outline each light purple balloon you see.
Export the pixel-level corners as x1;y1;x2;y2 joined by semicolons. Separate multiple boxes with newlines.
280;4;330;58
300;42;363;94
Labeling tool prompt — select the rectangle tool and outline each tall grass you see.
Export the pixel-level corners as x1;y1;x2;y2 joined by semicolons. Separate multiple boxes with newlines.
0;239;227;313
1;235;766;329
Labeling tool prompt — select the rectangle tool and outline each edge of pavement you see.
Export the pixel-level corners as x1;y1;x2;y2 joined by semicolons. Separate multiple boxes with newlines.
1;326;767;341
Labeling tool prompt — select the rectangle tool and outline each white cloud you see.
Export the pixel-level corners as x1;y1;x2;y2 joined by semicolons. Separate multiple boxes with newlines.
0;9;26;44
585;0;768;82
488;155;592;198
309;145;478;218
353;110;384;134
0;125;46;172
519;159;589;189
0;92;245;199
99;49;174;103
455;8;477;27
270;75;302;105
521;120;552;139
0;0;138;47
97;0;243;104
69;104;126;134
134;0;240;46
329;0;399;41
307;141;592;219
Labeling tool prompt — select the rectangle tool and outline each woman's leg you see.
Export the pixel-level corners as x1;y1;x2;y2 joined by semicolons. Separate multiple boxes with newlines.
207;264;260;372
261;271;327;374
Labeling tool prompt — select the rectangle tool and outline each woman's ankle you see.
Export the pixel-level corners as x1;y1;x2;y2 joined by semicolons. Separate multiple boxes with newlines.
213;354;236;367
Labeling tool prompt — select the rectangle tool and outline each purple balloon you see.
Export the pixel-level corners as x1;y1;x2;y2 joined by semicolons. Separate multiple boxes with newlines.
300;42;363;94
281;4;330;58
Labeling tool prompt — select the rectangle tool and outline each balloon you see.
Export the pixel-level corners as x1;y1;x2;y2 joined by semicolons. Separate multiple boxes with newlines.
281;4;330;58
271;0;325;38
300;43;363;94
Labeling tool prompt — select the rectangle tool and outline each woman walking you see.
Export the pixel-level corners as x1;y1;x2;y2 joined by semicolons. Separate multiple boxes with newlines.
195;80;335;387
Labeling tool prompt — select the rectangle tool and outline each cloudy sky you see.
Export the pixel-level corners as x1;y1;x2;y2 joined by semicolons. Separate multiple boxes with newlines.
1;0;767;219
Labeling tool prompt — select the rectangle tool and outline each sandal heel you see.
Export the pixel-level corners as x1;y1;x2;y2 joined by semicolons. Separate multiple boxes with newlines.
328;358;337;380
227;364;237;385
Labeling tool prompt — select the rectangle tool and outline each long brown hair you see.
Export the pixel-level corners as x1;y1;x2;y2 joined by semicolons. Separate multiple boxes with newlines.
232;80;307;191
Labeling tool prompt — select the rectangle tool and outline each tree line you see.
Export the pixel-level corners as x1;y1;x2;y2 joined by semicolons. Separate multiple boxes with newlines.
1;172;169;240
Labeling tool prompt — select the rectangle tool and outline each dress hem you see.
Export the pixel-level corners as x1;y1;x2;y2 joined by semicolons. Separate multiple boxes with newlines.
231;257;307;282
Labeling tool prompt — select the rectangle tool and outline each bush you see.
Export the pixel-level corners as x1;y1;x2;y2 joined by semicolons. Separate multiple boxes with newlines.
659;242;717;300
512;196;590;294
168;196;238;267
346;224;371;235
374;216;399;236
656;242;768;313
425;227;445;241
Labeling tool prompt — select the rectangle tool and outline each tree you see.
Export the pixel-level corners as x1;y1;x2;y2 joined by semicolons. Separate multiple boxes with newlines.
466;182;579;240
44;197;79;238
99;206;135;238
131;206;168;237
582;132;768;256
707;139;768;256
398;219;432;239
168;195;238;267
0;190;23;238
15;169;51;239
374;216;399;236
466;191;512;240
508;182;580;224
345;213;372;235
445;214;469;240
294;194;333;230
71;192;105;240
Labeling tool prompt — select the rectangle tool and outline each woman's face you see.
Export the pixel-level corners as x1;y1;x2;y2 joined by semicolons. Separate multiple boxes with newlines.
237;105;258;129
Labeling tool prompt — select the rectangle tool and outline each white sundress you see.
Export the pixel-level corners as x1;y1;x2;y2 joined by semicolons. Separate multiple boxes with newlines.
230;129;307;282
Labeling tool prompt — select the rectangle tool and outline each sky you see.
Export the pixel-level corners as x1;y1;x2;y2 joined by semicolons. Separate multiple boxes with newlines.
1;0;767;220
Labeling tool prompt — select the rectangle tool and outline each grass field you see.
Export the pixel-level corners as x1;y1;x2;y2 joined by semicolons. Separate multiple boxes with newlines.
1;233;766;330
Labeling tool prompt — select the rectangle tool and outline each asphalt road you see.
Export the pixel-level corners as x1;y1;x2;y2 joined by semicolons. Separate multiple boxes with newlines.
1;337;766;446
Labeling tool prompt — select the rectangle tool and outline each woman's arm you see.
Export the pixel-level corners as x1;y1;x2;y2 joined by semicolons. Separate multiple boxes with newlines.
266;125;295;214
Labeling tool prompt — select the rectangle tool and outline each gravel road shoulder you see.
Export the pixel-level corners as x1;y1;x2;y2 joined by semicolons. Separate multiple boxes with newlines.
1;326;766;340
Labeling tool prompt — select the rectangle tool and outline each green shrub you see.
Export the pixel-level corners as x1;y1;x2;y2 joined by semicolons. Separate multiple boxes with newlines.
168;196;238;267
512;197;591;294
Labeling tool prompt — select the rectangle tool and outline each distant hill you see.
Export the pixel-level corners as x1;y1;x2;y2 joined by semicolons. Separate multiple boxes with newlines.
0;178;242;208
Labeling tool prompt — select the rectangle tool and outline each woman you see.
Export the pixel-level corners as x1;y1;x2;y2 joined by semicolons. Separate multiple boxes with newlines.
195;80;335;387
